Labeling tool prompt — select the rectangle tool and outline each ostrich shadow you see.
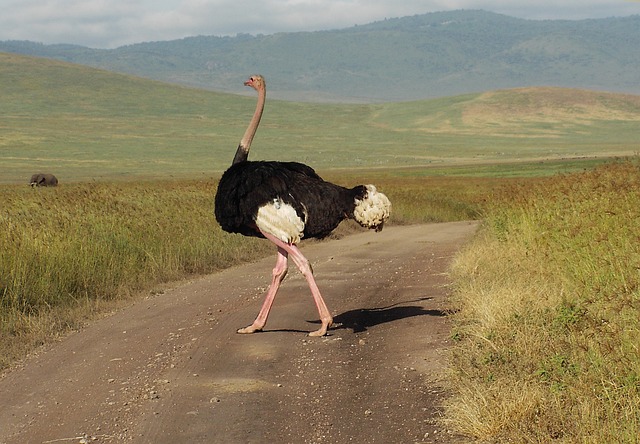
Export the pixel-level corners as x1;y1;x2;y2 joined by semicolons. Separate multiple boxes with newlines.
295;297;452;334
262;298;453;335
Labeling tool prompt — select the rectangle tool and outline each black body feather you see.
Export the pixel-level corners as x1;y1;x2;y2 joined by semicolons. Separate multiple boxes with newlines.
214;160;367;240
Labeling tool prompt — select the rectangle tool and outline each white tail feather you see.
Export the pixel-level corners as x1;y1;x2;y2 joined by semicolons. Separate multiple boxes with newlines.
354;185;391;231
255;198;305;244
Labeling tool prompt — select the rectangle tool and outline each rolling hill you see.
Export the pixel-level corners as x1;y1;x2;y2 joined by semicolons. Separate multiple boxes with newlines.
1;10;639;102
1;52;639;184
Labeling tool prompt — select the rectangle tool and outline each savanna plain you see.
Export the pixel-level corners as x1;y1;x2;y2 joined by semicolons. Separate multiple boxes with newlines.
2;53;640;442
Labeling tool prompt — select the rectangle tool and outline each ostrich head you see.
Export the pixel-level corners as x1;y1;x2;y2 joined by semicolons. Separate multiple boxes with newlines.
244;75;265;91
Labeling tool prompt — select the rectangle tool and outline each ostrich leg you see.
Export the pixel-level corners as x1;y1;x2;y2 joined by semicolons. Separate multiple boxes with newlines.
261;231;333;336
237;247;288;334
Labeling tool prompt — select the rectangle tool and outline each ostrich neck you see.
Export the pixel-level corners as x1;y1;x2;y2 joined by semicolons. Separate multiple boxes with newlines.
232;87;265;164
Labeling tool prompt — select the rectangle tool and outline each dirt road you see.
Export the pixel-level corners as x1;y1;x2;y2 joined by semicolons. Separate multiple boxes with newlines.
0;221;477;444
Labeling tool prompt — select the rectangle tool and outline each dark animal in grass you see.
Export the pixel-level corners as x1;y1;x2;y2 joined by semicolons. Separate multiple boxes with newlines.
30;173;58;187
214;75;391;336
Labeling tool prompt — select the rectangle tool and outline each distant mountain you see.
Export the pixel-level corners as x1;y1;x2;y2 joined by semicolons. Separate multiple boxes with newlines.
2;10;639;102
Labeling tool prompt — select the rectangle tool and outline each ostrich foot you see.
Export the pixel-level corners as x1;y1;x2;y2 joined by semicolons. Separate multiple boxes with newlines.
308;319;333;337
237;324;263;334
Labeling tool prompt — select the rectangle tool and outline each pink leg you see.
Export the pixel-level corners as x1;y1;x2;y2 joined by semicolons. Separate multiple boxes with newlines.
237;247;288;334
260;231;333;337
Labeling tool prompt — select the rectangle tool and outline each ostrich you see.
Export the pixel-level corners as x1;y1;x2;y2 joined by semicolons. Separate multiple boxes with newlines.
214;75;391;336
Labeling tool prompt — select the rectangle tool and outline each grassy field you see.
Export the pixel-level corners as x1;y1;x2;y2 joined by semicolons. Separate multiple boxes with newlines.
3;52;640;441
2;52;640;184
0;179;266;368
446;160;640;443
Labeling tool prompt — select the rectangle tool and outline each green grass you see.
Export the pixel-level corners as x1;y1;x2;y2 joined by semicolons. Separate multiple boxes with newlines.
2;52;639;184
446;160;640;442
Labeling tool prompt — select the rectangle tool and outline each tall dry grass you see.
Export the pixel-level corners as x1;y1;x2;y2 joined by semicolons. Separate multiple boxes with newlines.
446;160;640;442
0;173;490;371
0;180;273;369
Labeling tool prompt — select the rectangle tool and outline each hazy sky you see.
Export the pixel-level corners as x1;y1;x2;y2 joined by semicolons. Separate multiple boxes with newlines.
1;0;639;49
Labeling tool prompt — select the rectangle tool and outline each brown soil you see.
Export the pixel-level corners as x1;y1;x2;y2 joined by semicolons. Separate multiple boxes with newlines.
0;221;477;444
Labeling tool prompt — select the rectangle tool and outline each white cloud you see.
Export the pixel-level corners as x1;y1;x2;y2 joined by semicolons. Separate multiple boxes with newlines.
0;0;638;48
